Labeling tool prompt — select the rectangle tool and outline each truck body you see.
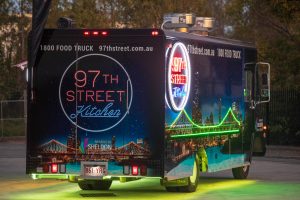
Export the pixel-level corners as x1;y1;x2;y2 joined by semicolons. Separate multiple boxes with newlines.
26;28;270;192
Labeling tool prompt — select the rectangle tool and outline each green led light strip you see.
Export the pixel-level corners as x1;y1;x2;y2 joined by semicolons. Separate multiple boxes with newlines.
169;107;241;128
167;107;242;138
170;129;240;138
31;173;70;180
167;124;238;131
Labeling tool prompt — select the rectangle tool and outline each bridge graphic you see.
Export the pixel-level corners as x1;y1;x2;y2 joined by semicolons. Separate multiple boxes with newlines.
115;141;150;155
39;139;68;153
39;139;150;158
166;108;241;139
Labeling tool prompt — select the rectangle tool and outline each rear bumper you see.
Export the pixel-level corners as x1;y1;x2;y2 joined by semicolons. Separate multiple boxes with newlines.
30;173;159;182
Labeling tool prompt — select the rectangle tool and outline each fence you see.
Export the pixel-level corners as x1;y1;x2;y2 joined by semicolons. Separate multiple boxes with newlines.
268;89;300;145
0;99;26;138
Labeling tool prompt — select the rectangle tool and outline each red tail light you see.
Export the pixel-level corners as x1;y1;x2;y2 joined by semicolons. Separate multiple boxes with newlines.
92;31;99;36
151;31;159;36
101;31;108;36
51;163;58;173
132;165;138;175
83;31;90;36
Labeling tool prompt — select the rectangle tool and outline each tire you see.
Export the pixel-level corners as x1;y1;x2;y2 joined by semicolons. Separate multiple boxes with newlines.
165;186;178;192
232;165;250;179
253;148;266;156
78;180;112;190
253;136;267;156
176;159;199;193
78;181;92;190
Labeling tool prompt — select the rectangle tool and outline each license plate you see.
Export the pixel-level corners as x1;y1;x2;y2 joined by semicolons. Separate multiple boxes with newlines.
84;165;106;177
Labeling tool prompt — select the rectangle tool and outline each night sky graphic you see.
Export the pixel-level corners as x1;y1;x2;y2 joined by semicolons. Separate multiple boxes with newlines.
28;30;165;158
165;41;245;126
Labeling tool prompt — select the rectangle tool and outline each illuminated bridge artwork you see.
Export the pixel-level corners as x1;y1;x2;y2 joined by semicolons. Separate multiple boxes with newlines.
39;139;68;153
115;141;150;156
39;139;149;157
166;108;242;139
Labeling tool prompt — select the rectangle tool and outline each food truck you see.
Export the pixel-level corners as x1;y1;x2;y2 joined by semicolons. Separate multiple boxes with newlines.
26;14;270;192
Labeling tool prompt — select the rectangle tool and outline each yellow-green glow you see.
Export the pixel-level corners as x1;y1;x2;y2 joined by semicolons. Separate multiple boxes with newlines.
3;177;300;200
31;173;70;180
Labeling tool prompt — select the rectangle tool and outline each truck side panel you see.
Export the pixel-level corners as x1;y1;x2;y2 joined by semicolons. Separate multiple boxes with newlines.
164;35;256;179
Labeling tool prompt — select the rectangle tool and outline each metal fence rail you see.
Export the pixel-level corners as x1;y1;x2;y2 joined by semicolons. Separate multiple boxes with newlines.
0;99;26;138
268;89;300;145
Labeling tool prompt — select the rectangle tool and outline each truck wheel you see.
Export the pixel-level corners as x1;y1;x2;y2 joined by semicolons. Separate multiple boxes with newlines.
164;158;199;193
78;180;112;190
179;159;199;192
253;136;267;156
232;165;250;179
165;186;178;192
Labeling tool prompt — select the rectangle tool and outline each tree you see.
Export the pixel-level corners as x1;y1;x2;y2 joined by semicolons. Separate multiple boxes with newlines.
225;0;300;89
46;0;114;28
1;0;299;100
0;0;31;99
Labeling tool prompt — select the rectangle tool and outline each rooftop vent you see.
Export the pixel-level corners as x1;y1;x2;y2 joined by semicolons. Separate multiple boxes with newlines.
162;13;214;35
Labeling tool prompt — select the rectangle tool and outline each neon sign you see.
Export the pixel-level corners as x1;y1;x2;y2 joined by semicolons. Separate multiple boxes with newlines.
167;42;191;112
59;54;133;132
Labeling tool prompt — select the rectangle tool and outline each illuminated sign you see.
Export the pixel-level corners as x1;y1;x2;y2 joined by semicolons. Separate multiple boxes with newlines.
59;54;133;132
167;42;191;112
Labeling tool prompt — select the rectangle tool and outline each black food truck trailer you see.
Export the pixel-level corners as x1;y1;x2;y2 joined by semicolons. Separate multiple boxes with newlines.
26;14;270;192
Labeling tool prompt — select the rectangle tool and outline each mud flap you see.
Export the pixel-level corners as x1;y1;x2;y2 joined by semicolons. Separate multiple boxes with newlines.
252;134;266;156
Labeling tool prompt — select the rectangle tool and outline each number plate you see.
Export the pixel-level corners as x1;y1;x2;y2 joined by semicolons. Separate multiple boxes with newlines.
84;165;106;177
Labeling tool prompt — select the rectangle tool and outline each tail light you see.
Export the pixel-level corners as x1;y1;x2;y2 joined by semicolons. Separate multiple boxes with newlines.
92;31;99;36
131;165;139;176
140;165;147;176
101;31;108;36
83;31;90;36
43;164;49;173
51;163;58;173
151;31;159;36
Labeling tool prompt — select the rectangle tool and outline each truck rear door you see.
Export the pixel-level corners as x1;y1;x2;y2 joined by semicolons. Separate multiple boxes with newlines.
27;29;165;177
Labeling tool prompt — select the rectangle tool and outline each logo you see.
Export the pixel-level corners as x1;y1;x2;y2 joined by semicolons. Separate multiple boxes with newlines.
59;54;133;132
166;42;191;112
